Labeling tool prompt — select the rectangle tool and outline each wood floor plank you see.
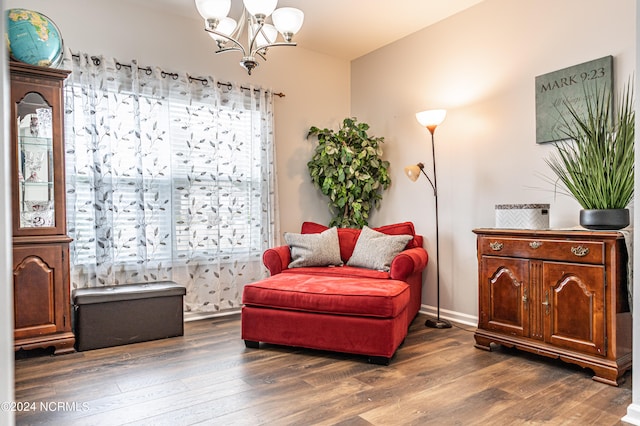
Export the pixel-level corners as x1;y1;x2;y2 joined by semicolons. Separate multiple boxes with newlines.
67;378;254;426
13;313;631;425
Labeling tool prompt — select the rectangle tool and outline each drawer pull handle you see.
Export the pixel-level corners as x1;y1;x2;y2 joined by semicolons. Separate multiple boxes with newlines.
571;245;590;257
542;290;550;315
489;242;503;251
529;241;542;249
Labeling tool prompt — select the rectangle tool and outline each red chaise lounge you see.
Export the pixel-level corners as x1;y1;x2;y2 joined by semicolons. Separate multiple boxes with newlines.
241;221;428;364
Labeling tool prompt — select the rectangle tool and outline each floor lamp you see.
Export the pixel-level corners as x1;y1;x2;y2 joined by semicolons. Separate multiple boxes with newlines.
404;109;452;329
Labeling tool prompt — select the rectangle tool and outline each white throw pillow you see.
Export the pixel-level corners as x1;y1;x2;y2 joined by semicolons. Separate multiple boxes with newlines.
284;226;343;268
347;226;412;271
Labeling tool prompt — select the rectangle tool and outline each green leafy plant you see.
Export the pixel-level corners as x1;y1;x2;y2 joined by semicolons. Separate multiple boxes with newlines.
307;117;391;228
546;81;634;209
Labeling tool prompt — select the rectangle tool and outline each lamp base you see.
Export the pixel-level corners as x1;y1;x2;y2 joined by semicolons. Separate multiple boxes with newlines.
425;317;452;329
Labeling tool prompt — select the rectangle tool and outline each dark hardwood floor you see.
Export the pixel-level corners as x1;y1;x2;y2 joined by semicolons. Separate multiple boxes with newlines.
14;313;631;425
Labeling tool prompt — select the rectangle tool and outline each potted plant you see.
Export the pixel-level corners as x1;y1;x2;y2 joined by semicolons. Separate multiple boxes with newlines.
307;117;391;228
546;81;634;230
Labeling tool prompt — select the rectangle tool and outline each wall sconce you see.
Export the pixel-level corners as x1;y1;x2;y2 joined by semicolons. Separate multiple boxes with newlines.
404;109;451;329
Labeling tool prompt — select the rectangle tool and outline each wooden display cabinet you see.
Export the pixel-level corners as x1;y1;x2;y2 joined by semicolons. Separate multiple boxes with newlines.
472;228;632;386
10;61;74;354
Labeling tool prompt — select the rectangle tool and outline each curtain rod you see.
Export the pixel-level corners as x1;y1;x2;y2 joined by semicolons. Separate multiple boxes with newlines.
69;53;285;98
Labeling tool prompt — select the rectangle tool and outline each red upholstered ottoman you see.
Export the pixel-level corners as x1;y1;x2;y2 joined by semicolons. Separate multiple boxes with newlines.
241;273;411;364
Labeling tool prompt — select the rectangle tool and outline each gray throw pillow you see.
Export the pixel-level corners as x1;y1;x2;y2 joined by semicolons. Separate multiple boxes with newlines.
347;226;412;272
284;226;343;268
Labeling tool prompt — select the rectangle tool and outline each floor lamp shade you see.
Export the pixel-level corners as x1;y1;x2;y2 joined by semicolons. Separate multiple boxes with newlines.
416;109;446;133
404;164;422;182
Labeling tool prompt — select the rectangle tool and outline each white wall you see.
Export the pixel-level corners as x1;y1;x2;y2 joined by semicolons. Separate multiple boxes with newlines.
5;0;350;238
351;0;636;321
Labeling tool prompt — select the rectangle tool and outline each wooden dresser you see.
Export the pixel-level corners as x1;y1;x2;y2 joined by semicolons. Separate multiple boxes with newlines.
472;228;632;385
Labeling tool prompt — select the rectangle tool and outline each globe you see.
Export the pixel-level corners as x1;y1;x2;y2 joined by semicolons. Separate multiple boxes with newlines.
5;9;64;68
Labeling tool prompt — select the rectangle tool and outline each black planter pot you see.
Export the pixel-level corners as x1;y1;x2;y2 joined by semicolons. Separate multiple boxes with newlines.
579;209;630;230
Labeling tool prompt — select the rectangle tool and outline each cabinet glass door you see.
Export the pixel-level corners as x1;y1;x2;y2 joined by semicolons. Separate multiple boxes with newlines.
16;92;55;229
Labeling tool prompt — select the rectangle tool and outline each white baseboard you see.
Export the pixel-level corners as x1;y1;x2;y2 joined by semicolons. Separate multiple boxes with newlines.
419;304;478;328
623;404;640;425
184;309;241;322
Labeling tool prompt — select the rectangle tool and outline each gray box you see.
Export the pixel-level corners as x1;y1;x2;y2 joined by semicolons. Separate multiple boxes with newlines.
495;204;550;229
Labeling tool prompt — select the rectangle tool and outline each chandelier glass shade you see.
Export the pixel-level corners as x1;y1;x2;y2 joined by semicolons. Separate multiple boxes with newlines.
195;0;304;75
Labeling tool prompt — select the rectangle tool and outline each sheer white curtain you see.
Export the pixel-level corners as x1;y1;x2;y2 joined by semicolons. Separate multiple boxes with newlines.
63;53;278;313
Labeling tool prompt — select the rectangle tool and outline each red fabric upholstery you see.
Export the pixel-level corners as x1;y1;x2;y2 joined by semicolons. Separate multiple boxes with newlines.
243;221;428;362
282;265;390;280
243;273;409;318
389;247;429;281
262;245;291;276
242;306;408;359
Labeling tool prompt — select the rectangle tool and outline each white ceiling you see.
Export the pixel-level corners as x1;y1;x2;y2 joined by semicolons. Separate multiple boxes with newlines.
138;0;484;60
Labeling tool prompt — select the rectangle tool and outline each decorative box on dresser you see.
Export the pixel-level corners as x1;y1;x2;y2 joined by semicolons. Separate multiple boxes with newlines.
10;61;74;354
472;228;632;386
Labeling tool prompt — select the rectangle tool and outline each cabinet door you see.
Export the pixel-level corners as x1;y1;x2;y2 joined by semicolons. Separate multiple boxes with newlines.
542;262;606;356
13;245;67;340
10;64;69;238
15;92;57;231
479;256;529;337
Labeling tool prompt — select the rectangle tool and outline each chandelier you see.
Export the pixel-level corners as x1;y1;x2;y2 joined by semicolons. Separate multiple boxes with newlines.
195;0;304;75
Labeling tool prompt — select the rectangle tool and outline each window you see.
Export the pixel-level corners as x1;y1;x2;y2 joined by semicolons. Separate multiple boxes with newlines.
67;85;265;265
63;56;276;314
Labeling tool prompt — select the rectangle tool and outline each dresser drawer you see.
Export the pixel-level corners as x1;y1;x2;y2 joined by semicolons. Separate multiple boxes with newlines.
477;236;604;264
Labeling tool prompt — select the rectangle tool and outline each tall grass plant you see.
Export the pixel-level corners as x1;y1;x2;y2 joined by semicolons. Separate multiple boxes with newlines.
546;81;634;209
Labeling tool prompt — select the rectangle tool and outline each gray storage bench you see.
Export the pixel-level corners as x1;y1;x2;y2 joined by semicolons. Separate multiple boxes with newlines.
72;281;186;351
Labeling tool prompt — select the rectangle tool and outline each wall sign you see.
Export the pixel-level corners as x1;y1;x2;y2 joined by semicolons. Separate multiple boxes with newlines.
535;55;613;144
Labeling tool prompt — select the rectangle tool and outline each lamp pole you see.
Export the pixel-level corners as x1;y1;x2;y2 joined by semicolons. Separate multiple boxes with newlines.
424;125;451;329
407;109;451;328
